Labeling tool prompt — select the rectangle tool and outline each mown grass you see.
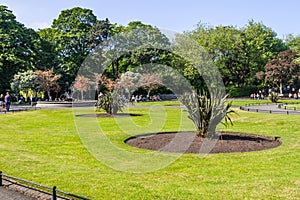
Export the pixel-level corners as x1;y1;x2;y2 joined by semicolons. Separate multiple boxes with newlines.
284;103;300;110
131;98;300;107
0;103;299;199
132;100;180;106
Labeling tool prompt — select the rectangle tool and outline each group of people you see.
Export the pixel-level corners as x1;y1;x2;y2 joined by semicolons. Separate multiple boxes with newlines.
130;94;161;102
0;92;11;112
250;92;265;100
288;92;300;99
250;88;300;100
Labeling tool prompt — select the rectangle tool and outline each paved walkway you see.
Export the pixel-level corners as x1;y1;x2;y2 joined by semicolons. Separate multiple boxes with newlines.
0;104;40;114
0;186;35;200
240;104;300;115
1;179;67;200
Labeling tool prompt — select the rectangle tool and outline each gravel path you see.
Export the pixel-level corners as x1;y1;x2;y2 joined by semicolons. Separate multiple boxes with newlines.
1;179;68;200
0;187;35;200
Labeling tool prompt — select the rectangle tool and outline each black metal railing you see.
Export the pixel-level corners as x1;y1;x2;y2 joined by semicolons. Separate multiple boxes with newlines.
243;102;275;107
0;171;89;200
239;106;300;115
278;102;300;111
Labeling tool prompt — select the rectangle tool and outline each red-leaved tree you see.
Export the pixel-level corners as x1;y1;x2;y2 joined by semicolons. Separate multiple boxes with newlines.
35;69;61;100
74;75;90;100
138;73;162;97
116;72;141;99
263;50;300;94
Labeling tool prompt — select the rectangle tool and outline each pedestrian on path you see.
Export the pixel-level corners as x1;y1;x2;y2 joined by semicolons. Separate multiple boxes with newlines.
4;92;11;112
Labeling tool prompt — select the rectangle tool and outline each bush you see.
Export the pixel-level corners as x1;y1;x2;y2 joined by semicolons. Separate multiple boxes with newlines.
226;85;263;97
179;91;234;138
95;92;126;115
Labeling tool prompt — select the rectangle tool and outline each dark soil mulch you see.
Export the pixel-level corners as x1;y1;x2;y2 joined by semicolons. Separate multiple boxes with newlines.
125;132;282;154
76;113;143;118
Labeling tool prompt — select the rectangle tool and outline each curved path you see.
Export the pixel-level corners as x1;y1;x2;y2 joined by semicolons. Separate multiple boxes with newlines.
240;104;300;115
1;179;68;200
0;187;35;200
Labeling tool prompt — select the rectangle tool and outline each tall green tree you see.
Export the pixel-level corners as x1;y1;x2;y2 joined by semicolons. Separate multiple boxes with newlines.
243;20;287;82
44;7;98;89
36;28;58;70
286;35;300;64
39;7;115;92
0;5;40;92
88;18;113;49
102;21;171;79
189;21;286;87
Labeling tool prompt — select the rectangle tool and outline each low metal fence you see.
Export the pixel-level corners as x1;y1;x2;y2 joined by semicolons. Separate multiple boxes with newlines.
239;106;300;115
278;102;300;111
0;171;89;200
243;102;278;107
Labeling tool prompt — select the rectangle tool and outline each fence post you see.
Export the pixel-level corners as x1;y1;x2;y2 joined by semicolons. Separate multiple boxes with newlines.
53;186;57;200
0;171;2;186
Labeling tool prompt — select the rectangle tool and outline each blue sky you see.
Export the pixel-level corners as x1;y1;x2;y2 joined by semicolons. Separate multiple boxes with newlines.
1;0;299;38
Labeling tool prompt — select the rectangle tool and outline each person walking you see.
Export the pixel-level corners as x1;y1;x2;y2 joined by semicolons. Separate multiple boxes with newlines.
0;94;4;111
4;92;11;112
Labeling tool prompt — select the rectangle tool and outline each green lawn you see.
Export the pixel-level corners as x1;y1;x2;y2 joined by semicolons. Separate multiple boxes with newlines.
283;103;300;110
132;100;180;106
131;98;300;107
0;104;299;199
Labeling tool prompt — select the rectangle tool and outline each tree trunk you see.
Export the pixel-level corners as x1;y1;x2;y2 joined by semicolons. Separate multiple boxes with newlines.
47;91;51;101
127;92;131;101
280;81;283;95
196;130;207;138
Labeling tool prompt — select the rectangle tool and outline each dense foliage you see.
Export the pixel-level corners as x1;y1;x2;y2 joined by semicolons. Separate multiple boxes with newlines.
1;5;299;98
0;6;40;92
11;70;38;95
10;69;61;100
189;21;286;87
257;49;300;94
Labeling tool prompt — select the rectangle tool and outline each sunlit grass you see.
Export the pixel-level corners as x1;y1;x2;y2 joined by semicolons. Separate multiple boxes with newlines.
0;105;299;199
131;98;300;107
132;100;180;106
229;98;300;107
284;103;300;110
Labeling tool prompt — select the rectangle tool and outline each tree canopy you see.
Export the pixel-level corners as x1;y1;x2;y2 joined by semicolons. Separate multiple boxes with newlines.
258;49;300;94
189;21;286;87
0;6;40;91
49;7;98;85
11;70;37;95
1;5;298;97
